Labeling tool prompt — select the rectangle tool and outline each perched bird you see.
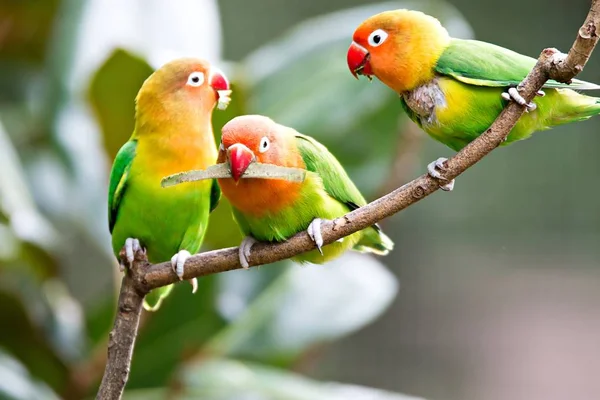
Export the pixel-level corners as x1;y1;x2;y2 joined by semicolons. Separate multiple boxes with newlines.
347;9;600;190
108;58;231;310
216;115;393;268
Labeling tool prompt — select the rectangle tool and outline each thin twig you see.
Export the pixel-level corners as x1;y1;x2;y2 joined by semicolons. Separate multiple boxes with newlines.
96;2;600;398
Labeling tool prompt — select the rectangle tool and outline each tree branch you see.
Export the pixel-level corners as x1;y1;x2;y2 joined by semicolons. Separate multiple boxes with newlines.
96;2;600;398
96;254;145;400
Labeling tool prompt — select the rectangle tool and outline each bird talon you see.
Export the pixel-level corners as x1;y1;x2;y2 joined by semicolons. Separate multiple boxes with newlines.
427;157;455;192
307;218;325;255
123;238;142;268
190;277;198;294
504;87;536;111
440;180;455;191
170;249;191;281
239;236;258;269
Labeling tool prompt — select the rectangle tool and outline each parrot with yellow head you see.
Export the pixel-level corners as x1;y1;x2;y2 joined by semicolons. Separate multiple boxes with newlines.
108;58;231;310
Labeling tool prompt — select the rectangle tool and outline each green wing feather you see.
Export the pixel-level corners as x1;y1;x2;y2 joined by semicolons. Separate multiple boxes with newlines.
108;140;137;233
294;134;393;255
436;39;600;90
294;133;366;208
209;179;221;213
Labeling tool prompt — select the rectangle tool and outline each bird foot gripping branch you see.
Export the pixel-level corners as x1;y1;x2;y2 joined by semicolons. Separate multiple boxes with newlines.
501;88;545;112
427;158;455;192
120;238;144;271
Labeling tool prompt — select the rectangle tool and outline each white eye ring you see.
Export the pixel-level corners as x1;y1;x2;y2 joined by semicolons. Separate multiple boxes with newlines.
368;29;388;47
187;71;205;87
259;136;270;153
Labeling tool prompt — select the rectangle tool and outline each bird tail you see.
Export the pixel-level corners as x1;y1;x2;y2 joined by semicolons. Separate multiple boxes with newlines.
143;284;174;311
354;225;394;255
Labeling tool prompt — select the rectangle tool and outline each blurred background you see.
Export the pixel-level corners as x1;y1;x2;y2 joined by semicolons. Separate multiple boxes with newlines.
1;0;600;399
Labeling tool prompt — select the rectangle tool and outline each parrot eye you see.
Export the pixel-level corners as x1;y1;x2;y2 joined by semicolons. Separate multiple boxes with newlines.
259;136;270;153
368;29;388;47
187;71;205;87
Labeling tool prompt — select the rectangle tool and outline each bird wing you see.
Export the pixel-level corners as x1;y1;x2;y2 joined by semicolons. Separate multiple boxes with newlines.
294;133;367;209
108;140;137;233
435;39;600;90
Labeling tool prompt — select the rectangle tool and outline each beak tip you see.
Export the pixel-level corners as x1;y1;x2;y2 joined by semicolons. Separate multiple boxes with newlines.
227;144;255;183
347;42;370;80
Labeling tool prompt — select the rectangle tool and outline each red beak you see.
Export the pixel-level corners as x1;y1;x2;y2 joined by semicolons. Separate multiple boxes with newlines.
347;41;371;79
209;67;230;91
227;143;255;182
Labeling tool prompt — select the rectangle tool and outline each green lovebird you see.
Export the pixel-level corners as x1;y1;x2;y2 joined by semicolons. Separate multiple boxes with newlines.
108;58;231;310
347;9;600;190
215;115;394;268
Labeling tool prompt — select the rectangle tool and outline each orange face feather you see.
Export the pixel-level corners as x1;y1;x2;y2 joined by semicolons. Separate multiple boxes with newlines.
347;9;451;93
217;115;306;217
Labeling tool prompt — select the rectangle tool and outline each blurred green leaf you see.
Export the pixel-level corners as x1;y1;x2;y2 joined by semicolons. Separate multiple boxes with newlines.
0;286;69;394
177;358;424;400
88;49;154;159
243;0;473;195
206;253;398;365
0;349;61;400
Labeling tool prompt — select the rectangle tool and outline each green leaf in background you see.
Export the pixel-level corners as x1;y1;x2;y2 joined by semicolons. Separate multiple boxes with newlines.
88;49;154;159
242;0;473;195
0;289;68;395
0;349;61;400
173;358;425;400
206;253;398;366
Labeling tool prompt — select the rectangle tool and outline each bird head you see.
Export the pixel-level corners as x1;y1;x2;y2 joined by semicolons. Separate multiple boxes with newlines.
347;10;450;93
136;58;232;122
217;115;301;182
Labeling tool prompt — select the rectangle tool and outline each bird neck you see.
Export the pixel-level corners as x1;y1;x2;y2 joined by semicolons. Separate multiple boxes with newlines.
220;177;305;218
379;23;450;93
134;106;218;177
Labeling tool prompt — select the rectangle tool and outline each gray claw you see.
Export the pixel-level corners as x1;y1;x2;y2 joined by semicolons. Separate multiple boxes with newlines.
427;157;455;192
239;236;258;269
170;250;198;293
504;87;536;111
124;238;141;266
307;218;324;255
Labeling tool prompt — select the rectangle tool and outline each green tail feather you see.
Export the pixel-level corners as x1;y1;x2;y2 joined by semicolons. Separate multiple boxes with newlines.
354;226;394;255
143;284;174;311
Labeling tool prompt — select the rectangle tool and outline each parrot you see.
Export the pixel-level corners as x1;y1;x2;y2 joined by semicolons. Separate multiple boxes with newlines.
108;58;231;311
347;9;600;190
215;115;394;268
